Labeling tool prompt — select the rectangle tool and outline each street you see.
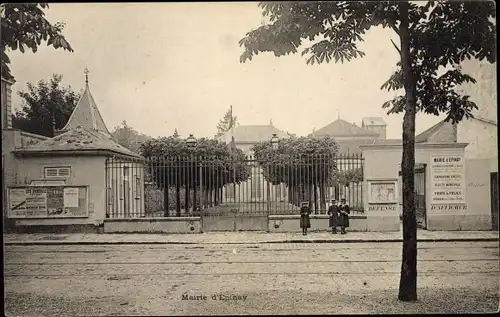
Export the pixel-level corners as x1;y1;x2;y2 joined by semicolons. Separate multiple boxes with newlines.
4;241;499;315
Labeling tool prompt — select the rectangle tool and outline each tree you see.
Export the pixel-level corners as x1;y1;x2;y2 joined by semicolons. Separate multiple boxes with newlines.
12;74;80;137
139;137;251;216
252;136;340;212
1;3;73;80
173;128;180;138
111;121;152;154
215;107;237;138
239;1;496;301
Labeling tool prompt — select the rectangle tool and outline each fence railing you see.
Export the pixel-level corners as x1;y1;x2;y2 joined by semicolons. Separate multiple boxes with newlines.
105;154;364;218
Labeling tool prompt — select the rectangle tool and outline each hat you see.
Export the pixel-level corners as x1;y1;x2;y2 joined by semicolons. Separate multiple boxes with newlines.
300;201;309;207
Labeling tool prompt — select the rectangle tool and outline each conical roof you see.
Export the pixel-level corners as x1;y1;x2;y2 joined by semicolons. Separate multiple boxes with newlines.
14;126;141;158
60;83;111;137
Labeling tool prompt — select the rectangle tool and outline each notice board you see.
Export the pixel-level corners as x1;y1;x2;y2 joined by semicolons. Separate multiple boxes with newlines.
430;155;466;204
7;185;88;218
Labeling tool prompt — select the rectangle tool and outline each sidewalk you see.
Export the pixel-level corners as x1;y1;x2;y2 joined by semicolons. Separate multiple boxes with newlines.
4;230;499;245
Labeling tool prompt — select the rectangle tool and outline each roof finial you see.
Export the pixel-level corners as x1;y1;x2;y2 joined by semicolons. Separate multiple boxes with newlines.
84;68;90;85
269;118;273;126
337;110;340;120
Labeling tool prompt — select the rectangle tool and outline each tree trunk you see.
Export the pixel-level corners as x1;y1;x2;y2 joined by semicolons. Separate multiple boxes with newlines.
313;183;318;214
319;182;326;213
163;186;169;217
175;181;181;217
193;185;197;213
184;186;189;215
207;186;212;207
266;182;271;211
398;1;418;302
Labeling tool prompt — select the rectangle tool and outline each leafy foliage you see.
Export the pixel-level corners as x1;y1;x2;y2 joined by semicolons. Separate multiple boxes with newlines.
1;3;73;80
240;1;496;301
252;136;340;187
139;136;251;190
12;74;80;137
111;121;152;154
338;167;363;187
239;1;496;123
215;107;237;138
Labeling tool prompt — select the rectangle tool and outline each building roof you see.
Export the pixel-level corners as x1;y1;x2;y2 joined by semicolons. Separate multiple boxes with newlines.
336;138;402;154
415;120;456;143
310;118;379;137
14;126;141;158
474;116;497;126
362;117;387;127
59;83;111;137
218;124;290;144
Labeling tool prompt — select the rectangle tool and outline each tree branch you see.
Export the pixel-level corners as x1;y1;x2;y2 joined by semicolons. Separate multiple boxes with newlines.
391;39;401;55
391;24;400;36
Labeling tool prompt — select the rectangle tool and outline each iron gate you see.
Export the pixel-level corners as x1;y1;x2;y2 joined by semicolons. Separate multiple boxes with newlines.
106;154;365;231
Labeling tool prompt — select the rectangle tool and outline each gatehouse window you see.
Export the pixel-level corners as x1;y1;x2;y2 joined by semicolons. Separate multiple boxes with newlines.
44;166;71;178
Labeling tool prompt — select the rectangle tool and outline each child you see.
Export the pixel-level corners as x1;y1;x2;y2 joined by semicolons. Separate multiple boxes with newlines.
299;201;311;235
339;197;350;234
327;199;340;234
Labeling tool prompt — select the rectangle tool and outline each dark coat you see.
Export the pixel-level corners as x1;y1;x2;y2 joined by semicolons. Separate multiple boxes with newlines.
327;204;340;227
339;204;350;227
300;206;311;228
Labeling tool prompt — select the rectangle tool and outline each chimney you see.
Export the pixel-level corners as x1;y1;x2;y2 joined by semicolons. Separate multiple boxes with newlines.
362;117;387;140
1;77;15;130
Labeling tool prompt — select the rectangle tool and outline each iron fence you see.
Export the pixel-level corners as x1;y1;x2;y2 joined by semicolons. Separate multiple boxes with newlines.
105;153;364;218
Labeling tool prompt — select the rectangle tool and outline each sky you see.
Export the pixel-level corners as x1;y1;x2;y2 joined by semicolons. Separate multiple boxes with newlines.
8;2;447;139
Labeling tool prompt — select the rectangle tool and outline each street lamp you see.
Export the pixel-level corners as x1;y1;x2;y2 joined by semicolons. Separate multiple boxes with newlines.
269;133;280;212
185;134;197;214
186;134;197;147
270;133;279;150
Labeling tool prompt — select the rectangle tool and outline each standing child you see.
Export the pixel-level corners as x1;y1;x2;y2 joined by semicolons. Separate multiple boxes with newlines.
299;201;311;235
339;197;350;234
327;199;340;234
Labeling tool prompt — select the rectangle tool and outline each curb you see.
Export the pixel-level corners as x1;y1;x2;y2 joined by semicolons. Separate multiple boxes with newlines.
4;238;498;246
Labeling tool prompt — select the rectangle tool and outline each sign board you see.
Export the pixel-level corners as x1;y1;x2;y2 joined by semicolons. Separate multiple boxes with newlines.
430;204;467;212
368;181;398;204
430;155;465;204
7;186;88;218
367;205;397;212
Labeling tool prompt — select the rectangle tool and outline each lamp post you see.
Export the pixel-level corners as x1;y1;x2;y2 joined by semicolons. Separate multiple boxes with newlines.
186;134;197;147
186;134;197;214
271;133;279;150
269;134;280;211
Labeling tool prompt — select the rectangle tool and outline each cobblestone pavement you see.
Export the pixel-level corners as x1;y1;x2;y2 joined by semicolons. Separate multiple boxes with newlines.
4;230;499;245
4;241;499;315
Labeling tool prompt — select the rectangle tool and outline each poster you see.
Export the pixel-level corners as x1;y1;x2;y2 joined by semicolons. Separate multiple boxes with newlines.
430;155;465;204
8;186;88;218
64;188;79;207
9;188;28;217
24;187;48;217
47;187;64;216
